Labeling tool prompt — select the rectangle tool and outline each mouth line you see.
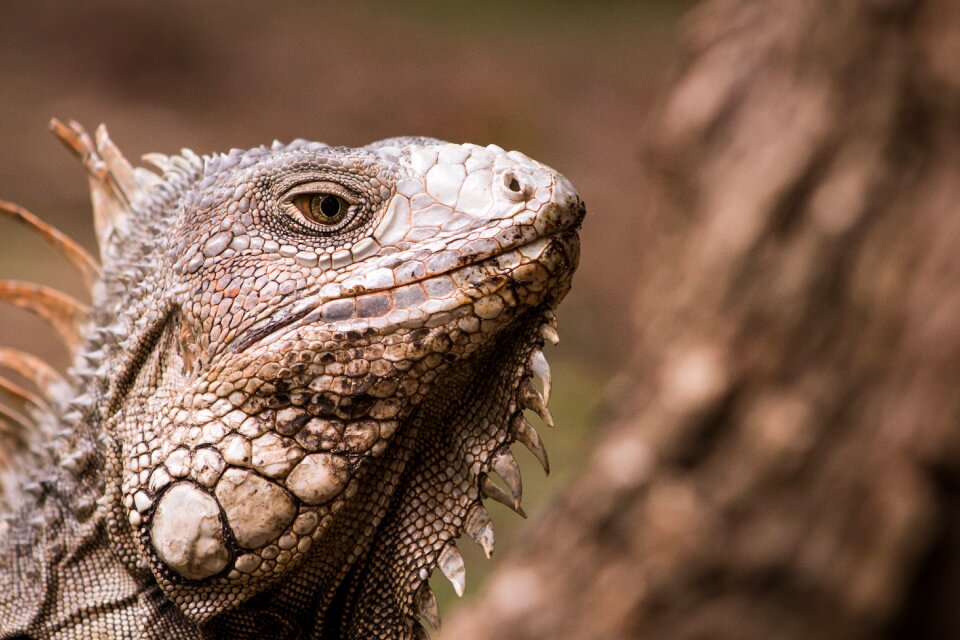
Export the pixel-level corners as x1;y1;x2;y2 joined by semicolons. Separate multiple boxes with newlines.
226;226;579;355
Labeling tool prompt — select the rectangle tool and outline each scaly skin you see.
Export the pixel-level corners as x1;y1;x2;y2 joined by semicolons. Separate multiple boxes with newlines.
0;124;583;639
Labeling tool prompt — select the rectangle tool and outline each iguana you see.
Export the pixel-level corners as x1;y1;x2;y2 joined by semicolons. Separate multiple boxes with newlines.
0;120;583;639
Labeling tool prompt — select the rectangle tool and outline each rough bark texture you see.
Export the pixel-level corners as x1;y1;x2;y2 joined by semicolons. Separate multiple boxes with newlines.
444;0;960;638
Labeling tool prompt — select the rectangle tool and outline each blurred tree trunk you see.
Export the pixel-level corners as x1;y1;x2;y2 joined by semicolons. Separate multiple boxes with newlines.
444;0;960;638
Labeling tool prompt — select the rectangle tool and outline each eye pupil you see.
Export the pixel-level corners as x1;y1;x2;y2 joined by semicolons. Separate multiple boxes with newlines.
295;192;349;228
315;195;341;219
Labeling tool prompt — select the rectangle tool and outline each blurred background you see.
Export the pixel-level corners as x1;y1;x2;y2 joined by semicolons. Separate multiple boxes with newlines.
0;0;692;617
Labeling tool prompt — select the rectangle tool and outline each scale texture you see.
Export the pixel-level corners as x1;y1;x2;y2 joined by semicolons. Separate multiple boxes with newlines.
0;121;583;639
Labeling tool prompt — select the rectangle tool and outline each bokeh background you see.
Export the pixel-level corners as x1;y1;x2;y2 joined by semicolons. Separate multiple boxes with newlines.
0;0;692;616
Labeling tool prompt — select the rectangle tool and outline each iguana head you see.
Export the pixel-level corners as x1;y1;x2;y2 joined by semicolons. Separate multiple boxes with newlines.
31;125;583;638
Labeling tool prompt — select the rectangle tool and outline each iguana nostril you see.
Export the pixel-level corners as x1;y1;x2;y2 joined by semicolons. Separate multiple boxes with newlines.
500;170;531;202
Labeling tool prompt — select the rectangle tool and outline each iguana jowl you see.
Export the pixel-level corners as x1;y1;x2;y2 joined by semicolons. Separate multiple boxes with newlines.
0;120;583;639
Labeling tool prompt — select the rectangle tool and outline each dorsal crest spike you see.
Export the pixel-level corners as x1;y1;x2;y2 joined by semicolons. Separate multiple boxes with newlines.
437;544;466;598
175;148;205;175
0;402;33;446
133;167;163;191
50;118;158;261
170;154;201;175
0;348;66;403
416;582;441;631
142;153;175;174
464;504;496;559
180;147;200;163
94;124;139;201
0;375;50;415
490;448;522;509
512;414;550;475
0;200;100;293
0;281;89;356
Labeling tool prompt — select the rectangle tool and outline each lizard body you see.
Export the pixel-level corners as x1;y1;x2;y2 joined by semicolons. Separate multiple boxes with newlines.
0;121;583;639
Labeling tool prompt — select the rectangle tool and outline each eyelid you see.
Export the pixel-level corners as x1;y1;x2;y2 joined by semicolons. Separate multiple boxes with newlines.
283;180;358;205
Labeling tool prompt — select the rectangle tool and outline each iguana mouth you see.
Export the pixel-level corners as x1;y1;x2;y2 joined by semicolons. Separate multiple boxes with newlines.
228;221;581;357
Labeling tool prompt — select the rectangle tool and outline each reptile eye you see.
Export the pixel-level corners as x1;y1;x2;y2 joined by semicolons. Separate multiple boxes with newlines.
293;194;349;226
